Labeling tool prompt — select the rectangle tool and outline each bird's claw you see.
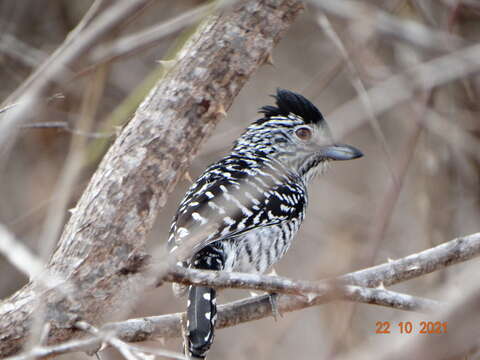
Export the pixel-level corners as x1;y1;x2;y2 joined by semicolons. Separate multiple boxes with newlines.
269;293;282;321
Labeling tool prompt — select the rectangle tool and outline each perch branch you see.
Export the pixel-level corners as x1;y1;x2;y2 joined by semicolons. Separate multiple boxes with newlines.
7;233;478;359
162;265;441;311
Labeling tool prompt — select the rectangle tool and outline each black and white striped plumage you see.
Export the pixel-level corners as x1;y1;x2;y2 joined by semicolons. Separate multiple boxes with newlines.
168;89;362;359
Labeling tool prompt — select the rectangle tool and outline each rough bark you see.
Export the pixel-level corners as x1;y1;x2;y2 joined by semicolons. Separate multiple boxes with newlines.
0;0;303;357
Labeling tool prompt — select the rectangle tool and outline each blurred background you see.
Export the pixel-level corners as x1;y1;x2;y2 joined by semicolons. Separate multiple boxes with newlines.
0;1;479;359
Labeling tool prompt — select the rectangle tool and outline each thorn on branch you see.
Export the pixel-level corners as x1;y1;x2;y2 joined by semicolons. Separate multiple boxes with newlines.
214;103;227;118
157;59;177;71
184;171;194;183
264;52;275;67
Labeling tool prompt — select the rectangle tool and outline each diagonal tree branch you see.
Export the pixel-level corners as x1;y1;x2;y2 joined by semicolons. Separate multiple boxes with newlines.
0;0;304;357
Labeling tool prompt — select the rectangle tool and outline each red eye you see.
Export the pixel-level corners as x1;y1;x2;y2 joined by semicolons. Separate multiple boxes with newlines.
295;127;312;141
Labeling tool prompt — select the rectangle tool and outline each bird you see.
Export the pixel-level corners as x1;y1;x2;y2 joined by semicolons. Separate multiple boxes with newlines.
167;89;363;359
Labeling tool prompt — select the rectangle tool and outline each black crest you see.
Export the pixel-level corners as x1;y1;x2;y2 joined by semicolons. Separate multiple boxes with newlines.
259;89;324;124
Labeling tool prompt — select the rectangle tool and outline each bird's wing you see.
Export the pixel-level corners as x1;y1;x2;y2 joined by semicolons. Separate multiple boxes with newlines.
167;156;306;259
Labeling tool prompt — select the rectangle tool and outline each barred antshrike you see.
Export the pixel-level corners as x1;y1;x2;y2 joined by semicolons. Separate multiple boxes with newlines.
168;89;363;359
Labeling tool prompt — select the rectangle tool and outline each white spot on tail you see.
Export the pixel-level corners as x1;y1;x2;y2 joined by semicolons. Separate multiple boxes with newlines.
203;293;211;301
205;312;211;320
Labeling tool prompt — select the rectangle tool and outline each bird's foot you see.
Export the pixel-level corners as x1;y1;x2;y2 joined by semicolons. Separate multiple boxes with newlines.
268;292;282;321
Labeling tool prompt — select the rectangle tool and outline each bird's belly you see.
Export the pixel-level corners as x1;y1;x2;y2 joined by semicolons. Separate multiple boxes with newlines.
221;222;299;274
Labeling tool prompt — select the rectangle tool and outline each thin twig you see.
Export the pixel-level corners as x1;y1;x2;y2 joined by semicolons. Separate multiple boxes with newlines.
317;13;398;185
87;0;237;71
0;34;47;68
0;0;151;149
20;122;114;139
331;42;480;140
0;224;44;278
75;321;186;360
366;92;433;268
307;0;464;51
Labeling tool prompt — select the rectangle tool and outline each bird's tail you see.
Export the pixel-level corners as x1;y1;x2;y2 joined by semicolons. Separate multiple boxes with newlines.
186;285;217;359
186;246;224;359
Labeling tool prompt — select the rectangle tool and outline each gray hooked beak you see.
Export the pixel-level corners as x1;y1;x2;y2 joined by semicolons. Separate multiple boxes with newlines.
320;144;363;161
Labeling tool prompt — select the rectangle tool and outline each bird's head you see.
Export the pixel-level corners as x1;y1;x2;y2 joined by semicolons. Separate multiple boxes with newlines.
233;89;363;180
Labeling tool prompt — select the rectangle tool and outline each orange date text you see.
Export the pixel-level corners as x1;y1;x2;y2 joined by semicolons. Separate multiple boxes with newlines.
375;321;447;334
